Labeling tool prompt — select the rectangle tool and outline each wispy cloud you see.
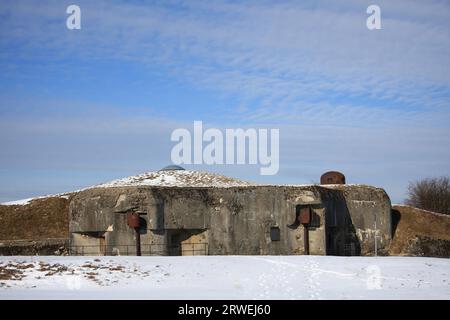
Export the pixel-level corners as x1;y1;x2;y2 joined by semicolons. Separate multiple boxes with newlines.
1;0;449;124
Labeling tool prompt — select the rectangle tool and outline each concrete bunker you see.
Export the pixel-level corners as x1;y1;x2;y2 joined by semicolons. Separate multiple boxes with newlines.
68;170;392;256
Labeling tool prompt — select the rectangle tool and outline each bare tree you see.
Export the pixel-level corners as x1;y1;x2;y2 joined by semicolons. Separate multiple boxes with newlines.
405;176;450;215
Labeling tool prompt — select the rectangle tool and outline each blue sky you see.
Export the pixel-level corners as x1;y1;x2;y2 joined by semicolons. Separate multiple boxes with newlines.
0;0;449;203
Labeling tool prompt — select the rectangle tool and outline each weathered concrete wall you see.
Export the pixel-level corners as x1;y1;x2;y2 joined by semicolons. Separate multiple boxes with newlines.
69;184;391;256
0;238;68;256
318;185;392;256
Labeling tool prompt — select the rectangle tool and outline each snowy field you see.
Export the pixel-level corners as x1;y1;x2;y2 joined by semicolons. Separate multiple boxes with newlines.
0;255;449;300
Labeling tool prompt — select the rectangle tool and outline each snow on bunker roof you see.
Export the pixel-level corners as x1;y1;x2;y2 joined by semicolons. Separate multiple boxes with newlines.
91;170;255;188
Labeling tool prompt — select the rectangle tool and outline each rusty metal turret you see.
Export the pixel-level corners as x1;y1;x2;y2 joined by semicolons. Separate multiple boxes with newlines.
320;171;346;185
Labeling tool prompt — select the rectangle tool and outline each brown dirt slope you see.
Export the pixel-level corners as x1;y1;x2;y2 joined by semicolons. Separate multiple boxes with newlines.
390;205;450;257
0;196;72;240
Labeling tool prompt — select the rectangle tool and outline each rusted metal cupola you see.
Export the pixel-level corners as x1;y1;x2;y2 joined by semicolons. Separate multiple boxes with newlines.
320;171;346;185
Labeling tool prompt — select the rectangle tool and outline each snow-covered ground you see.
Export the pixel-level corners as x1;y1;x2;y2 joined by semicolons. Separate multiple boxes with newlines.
1;194;71;206
0;256;448;300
